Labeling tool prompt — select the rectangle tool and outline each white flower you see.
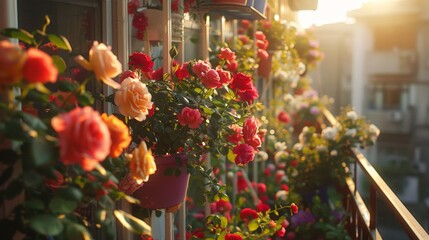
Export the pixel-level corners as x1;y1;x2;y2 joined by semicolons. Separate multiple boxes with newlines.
369;124;380;136
346;111;358;121
330;150;338;156
275;70;288;82
344;128;357;137
256;151;269;161
274;141;287;151
293;143;303;151
322;126;339;141
274;150;289;165
275;190;289;201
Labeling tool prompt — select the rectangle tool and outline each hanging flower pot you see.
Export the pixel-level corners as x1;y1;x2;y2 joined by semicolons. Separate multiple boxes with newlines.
133;154;189;211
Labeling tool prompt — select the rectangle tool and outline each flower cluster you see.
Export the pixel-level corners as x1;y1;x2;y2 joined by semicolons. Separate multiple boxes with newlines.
0;20;154;238
293;29;324;70
114;48;261;169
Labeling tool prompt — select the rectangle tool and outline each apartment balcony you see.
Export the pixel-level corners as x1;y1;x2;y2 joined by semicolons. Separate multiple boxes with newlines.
367;51;417;76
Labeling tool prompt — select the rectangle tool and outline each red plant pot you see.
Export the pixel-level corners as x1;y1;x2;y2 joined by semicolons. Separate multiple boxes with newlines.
258;53;273;78
133;154;189;210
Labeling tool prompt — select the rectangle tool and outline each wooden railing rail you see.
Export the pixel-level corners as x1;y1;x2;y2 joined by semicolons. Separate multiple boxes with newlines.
323;109;429;240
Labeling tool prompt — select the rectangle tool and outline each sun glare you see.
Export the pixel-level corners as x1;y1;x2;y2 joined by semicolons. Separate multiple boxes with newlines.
298;0;368;28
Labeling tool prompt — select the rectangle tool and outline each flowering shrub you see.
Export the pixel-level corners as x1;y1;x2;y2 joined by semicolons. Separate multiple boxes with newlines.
0;19;153;239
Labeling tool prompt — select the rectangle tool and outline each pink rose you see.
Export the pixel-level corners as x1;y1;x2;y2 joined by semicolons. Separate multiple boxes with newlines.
257;49;269;60
231;72;253;91
217;48;236;62
226;124;243;144
233;143;255;165
201;69;221;89
114;77;153;121
255;31;266;41
256;39;269;50
238;35;250;45
192;60;211;78
23;48;58;84
51;107;111;171
216;67;232;85
177;107;204;129
129;52;154;73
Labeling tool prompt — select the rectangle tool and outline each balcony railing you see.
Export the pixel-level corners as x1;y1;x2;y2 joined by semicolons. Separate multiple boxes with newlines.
323;109;429;240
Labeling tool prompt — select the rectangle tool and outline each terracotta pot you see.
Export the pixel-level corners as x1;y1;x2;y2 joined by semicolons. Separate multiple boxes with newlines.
258;53;273;78
133;154;189;210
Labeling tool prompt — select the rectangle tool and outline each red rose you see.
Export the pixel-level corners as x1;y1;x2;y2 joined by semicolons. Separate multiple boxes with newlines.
233;143;255;165
290;203;299;214
238;35;250;45
239;208;258;222
217;47;236;62
192;228;205;239
23;48;58;84
277;227;286;237
237;86;259;104
132;11;148;32
151;67;164;81
120;70;137;82
225;233;243;240
231;72;253;91
129;52;153;72
240;19;250;29
243;117;261;147
278;111;290;124
175;62;190;80
128;0;140;14
257;183;267;194
237;172;248;192
256;202;270;213
226;60;238;72
215;199;232;213
45;170;64;189
281;184;290;192
177;107;204;129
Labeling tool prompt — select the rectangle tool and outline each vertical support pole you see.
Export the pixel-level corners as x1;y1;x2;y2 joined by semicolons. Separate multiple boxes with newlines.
163;0;172;72
165;212;174;240
178;203;186;240
369;183;377;235
204;153;212;217
151;210;166;240
220;16;226;43
200;13;210;60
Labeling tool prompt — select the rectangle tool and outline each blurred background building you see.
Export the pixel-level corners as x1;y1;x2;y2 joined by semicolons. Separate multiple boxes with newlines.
304;0;429;238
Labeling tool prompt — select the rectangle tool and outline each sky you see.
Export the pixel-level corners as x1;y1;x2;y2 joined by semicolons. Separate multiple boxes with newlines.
298;0;367;28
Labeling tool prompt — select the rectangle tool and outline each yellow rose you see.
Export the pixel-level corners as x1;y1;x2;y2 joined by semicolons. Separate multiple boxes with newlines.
75;41;122;89
127;141;156;184
114;77;153;121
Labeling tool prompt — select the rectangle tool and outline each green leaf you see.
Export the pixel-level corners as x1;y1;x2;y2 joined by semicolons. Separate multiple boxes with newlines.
20;112;47;131
248;219;259;232
25;198;45;210
49;197;77;214
114;210;151;235
55;187;83;202
31;137;55;166
47;34;72;52
0;166;13;186
0;149;19;165
29;214;63;236
77;92;94;106
65;223;91;240
219;216;228;229
1;28;34;44
21;170;42;188
52;55;67;74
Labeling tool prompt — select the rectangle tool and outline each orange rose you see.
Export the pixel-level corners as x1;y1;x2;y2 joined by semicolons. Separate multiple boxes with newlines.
114;77;153;121
0;40;26;85
127;141;156;184
51;107;111;171
75;41;122;89
22;48;58;84
101;113;132;158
